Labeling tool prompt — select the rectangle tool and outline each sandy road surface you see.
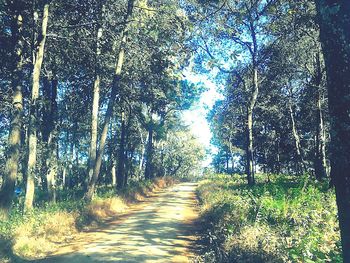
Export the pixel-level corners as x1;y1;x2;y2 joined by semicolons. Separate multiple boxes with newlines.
33;182;199;263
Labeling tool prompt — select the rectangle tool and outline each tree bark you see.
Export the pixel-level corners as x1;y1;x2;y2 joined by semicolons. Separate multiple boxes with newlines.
87;0;104;185
225;150;229;173
246;66;258;186
42;75;58;202
313;52;328;180
0;2;24;215
117;111;126;189
314;86;328;180
275;135;281;174
139;130;148;173
145;125;154;180
288;98;307;174
245;19;259;185
111;159;117;187
24;3;50;211
315;1;350;261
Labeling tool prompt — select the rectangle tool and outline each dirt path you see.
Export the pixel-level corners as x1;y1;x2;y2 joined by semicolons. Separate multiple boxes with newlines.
35;182;199;263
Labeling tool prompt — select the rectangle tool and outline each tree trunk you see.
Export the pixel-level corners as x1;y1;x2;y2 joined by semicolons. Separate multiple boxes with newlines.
145;126;153;180
117;111;126;189
225;150;229;173
84;0;134;201
0;3;24;215
246;56;258;185
87;1;104;185
85;85;117;200
313;52;328;180
42;76;58;202
124;149;132;187
87;75;100;183
314;88;327;180
246;108;255;185
245;22;259;186
62;166;66;189
275;136;281;174
288;100;306;174
111;160;117;187
139;130;148;173
24;3;49;211
315;1;350;261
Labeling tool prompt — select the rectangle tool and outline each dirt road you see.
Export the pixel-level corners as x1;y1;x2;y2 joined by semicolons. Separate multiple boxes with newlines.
35;182;199;263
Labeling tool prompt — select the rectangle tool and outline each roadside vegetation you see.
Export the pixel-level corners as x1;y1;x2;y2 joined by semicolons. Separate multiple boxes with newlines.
0;177;176;262
196;174;341;263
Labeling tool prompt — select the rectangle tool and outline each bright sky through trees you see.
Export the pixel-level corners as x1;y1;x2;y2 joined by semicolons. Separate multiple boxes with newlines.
182;68;223;166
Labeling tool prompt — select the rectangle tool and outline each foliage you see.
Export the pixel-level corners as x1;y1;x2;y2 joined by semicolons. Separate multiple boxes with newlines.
196;174;341;262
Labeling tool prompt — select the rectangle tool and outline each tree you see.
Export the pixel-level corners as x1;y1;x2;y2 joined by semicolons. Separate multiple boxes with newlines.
0;0;25;216
315;0;350;261
87;0;104;187
192;0;281;185
24;1;50;211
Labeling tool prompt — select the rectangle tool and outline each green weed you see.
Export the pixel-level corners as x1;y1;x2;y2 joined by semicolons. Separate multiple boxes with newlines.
197;174;341;263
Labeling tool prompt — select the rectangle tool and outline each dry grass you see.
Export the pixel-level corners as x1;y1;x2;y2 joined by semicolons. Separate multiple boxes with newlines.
85;197;128;222
226;225;284;263
12;211;77;259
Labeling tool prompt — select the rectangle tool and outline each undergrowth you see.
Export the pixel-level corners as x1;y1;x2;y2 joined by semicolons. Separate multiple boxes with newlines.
0;176;177;262
196;174;342;263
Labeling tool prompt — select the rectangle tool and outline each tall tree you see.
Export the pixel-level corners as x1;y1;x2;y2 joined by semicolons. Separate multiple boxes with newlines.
87;0;104;186
315;0;350;261
24;1;50;211
0;0;25;215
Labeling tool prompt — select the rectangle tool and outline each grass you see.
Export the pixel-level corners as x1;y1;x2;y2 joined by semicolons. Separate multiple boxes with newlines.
0;176;177;262
196;173;342;263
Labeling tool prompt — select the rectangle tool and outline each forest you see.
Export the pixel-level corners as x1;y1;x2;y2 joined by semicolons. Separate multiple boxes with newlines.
0;0;350;262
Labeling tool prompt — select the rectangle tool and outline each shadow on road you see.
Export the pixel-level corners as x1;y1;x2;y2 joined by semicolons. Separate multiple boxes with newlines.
12;183;200;263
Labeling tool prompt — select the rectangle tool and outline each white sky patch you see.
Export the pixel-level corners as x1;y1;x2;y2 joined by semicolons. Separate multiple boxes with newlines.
181;68;223;167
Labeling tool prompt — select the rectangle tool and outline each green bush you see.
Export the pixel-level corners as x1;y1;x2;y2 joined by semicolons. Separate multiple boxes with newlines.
197;174;342;263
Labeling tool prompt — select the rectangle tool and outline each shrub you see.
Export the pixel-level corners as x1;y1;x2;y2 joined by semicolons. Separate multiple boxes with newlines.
196;174;341;263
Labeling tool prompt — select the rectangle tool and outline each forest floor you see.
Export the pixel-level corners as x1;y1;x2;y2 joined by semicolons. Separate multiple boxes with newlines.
15;182;200;263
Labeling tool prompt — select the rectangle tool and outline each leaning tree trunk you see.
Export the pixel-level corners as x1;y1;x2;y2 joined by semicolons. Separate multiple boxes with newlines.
84;0;135;201
24;3;49;211
87;75;100;184
87;0;104;186
139;130;148;172
0;3;24;216
315;1;350;261
288;97;307;174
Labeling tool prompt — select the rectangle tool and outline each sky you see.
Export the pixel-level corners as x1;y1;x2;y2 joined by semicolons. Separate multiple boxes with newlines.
181;68;223;166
